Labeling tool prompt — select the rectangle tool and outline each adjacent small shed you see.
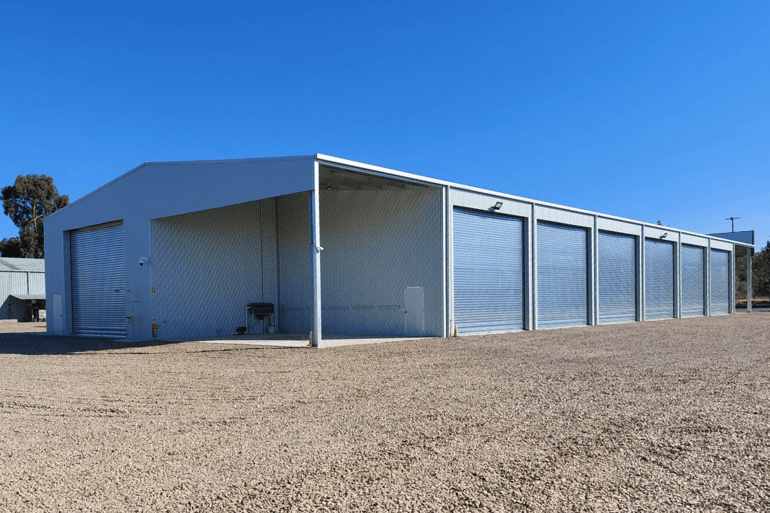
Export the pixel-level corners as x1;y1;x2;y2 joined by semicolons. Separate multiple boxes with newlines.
0;258;46;321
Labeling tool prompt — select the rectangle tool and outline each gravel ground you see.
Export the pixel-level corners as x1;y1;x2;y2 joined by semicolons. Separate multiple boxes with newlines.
1;314;769;512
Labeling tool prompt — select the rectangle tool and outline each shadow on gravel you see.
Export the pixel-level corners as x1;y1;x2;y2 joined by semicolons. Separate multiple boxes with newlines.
0;333;184;356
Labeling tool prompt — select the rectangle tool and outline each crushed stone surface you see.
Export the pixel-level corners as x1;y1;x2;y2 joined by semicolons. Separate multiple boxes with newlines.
1;314;769;512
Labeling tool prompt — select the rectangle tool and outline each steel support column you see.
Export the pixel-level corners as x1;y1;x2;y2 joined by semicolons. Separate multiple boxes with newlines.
590;215;598;325
530;204;538;330
675;233;682;318
706;239;712;316
443;185;451;337
747;250;753;313
730;248;736;313
310;161;322;347
639;226;645;321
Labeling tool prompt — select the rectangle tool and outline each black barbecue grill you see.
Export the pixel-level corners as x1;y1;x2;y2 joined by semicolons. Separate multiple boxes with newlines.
246;302;274;334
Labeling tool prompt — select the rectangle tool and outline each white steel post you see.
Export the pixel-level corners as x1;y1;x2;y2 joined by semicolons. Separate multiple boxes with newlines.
310;162;322;347
747;250;753;313
730;248;736;313
443;185;451;337
675;233;682;318
530;204;538;330
590;216;598;325
706;239;712;316
637;225;647;321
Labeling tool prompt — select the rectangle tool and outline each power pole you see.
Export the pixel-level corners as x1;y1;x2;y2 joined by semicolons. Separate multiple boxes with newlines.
725;216;740;232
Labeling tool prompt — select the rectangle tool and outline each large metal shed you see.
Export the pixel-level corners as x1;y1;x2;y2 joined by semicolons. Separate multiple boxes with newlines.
1;257;46;321
44;154;754;345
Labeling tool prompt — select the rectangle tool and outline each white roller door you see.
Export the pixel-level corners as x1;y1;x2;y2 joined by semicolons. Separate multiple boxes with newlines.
453;208;525;335
598;231;637;324
70;221;127;337
537;222;588;329
644;239;675;320
710;249;730;315
681;244;705;317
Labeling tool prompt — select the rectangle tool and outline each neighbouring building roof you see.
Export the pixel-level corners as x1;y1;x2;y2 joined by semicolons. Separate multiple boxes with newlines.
9;294;46;301
0;258;45;272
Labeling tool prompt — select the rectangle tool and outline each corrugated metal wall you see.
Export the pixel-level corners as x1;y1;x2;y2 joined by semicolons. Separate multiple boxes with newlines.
644;239;675;320
150;188;443;338
0;273;10;319
151;199;277;339
28;273;45;294
598;231;637;324
537;222;589;329
453;208;525;335
276;192;312;334
681;244;705;317
318;190;443;337
710;249;730;315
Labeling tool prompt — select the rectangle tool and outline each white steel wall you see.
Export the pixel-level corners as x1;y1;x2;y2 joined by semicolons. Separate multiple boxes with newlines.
276;192;312;334
151;198;278;339
319;189;443;337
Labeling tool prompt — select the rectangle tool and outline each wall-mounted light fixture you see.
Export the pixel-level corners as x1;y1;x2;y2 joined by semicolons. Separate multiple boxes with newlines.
326;185;333;190
661;232;668;239
491;201;503;211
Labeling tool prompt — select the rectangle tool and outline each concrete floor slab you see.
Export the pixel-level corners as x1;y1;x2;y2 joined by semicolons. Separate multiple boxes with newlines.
179;333;434;348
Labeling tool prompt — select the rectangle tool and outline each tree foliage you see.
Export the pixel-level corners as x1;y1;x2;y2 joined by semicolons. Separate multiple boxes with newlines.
1;174;69;258
736;239;770;300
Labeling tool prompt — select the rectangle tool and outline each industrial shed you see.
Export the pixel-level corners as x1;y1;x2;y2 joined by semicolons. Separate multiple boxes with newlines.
44;155;753;345
1;257;46;321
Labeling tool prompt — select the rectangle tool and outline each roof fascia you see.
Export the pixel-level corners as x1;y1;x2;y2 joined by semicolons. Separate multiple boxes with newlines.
315;153;754;248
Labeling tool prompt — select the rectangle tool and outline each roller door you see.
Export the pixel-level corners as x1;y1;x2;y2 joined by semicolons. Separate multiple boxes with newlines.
681;245;705;317
537;222;588;328
644;239;675;320
70;221;127;337
453;208;524;335
598;231;637;324
710;249;730;315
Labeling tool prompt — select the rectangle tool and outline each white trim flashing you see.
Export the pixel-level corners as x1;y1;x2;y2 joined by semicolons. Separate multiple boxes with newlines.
315;154;751;249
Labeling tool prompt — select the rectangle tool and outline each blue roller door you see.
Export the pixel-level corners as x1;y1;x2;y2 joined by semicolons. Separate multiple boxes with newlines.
644;239;675;320
710;249;730;315
681;245;705;317
453;208;525;335
598;231;637;324
71;221;127;338
537;222;588;328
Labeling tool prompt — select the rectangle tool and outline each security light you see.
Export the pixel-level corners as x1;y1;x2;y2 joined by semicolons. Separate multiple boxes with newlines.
492;201;503;210
661;233;668;239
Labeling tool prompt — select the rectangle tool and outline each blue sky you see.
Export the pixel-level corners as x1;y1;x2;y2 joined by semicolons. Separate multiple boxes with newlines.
1;1;768;249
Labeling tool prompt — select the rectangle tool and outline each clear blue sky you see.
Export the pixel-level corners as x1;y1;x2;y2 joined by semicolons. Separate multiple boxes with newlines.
1;1;768;249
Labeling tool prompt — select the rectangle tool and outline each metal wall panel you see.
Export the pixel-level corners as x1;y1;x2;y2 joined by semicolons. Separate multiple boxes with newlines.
598;231;637;324
70;221;127;337
151;200;271;339
453;208;525;335
318;190;443;336
710;249;730;315
681;244;705;317
277;192;312;334
644;239;675;320
537;222;589;328
28;273;45;295
0;273;14;320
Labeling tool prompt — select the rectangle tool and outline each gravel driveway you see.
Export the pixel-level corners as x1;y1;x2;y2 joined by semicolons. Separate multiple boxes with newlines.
1;314;769;512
